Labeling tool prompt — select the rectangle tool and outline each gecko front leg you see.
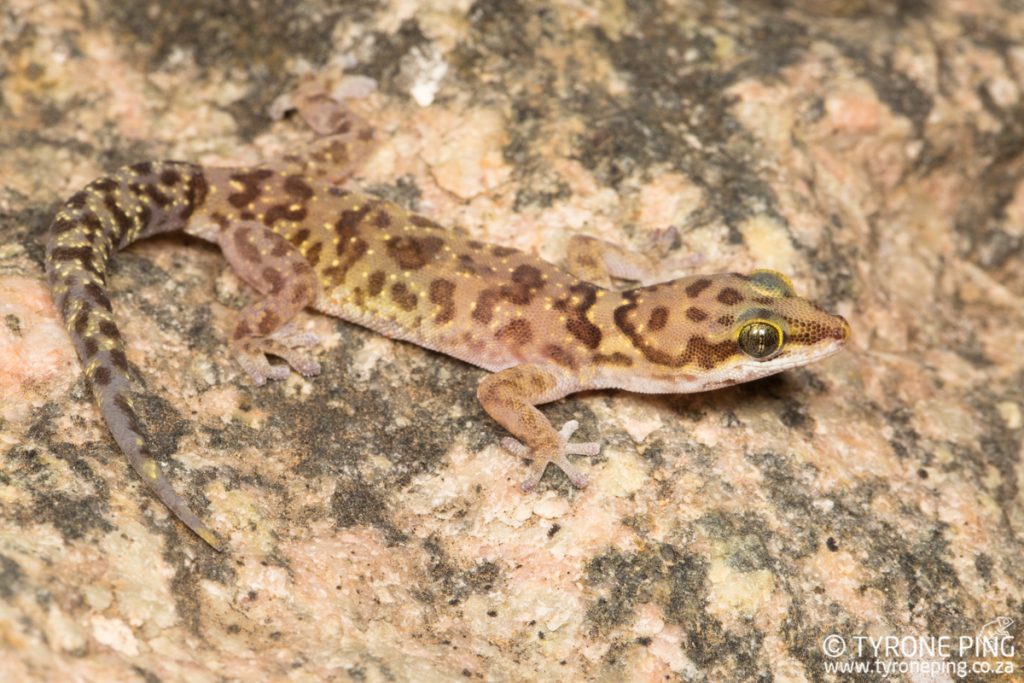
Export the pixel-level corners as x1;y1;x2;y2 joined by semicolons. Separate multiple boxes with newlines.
477;364;599;491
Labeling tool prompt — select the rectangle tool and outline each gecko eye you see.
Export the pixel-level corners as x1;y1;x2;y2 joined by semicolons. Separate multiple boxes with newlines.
738;321;783;360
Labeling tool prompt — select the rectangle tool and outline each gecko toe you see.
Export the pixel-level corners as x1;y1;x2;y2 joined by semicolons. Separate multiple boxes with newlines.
508;420;597;491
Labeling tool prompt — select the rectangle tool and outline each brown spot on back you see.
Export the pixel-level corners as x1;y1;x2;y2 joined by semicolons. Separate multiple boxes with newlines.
499;264;545;305
648;306;669;331
685;307;708;322
456;254;477;275
717;314;734;326
717;287;743;305
367;271;386;297
288;228;311;247
130;162;154;176
429;279;456;325
496;319;533;346
264;204;308;227
554;283;602;349
385;235;444;270
284;175;315;201
491;245;518;258
305;242;323;267
390;283;418;311
83;337;99;357
472;289;500;324
322;228;369;286
335;204;373;235
373;211;392;229
684;278;712;298
228;169;274;208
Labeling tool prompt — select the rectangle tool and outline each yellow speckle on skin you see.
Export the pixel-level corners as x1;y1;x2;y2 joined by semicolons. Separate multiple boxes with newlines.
142;460;160;481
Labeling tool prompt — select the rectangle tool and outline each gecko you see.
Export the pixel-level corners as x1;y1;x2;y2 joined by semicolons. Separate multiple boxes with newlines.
45;111;850;550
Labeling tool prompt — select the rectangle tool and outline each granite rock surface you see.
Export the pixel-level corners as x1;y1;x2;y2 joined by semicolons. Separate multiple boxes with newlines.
1;1;1022;681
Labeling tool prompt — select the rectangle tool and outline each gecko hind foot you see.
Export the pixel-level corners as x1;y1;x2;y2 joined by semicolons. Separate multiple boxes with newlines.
233;337;322;386
501;420;599;491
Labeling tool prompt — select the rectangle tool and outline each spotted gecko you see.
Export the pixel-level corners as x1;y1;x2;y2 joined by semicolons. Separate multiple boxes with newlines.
45;112;850;550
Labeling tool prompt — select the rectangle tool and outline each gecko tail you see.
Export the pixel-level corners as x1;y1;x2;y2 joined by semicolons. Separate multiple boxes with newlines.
45;161;223;550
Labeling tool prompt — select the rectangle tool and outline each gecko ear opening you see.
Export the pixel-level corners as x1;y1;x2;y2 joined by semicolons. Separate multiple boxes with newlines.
749;270;795;298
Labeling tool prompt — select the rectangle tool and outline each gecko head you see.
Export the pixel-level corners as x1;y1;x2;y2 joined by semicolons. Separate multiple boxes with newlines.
702;269;850;386
615;269;850;391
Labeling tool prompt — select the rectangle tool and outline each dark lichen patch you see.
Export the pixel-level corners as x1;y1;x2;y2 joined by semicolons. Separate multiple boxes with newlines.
331;480;406;544
349;18;432;94
101;1;373;74
974;553;993;581
585;543;770;676
420;536;501;606
4;313;21;336
834;43;933;135
585;546;678;631
571;20;784;241
30;491;114;542
282;328;484;492
778;397;812;431
698;509;779;572
456;0;547;66
0;554;24;599
99;3;376;139
363;175;423;211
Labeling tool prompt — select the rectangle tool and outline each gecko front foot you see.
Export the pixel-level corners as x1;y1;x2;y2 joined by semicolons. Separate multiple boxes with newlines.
501;420;600;492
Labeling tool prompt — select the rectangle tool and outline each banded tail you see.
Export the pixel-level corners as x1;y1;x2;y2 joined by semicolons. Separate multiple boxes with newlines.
45;161;223;550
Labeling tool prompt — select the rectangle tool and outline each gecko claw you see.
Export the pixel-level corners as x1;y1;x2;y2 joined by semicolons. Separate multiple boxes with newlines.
501;419;598;491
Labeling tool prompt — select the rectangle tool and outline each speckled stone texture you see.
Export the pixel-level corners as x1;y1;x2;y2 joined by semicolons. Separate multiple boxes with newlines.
1;0;1022;681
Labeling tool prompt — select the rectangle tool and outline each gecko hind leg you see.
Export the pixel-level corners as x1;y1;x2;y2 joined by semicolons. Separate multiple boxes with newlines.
217;222;322;386
477;364;599;492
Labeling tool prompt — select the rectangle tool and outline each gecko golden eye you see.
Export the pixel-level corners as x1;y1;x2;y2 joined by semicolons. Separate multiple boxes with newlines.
738;321;783;359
